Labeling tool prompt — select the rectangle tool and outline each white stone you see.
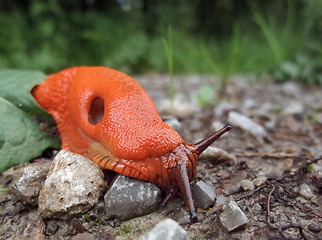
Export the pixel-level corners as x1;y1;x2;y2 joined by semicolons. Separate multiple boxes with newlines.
38;150;107;219
139;219;189;240
228;111;267;139
252;176;267;187
241;180;254;191
299;183;314;200
199;146;236;163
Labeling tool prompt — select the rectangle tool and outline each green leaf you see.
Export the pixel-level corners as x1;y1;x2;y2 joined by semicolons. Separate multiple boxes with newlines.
0;69;49;117
0;97;59;172
0;69;59;172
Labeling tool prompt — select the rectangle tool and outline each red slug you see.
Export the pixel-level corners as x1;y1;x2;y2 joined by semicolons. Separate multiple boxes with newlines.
32;66;231;223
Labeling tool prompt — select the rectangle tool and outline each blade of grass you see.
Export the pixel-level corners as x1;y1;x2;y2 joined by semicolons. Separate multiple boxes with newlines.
253;10;282;64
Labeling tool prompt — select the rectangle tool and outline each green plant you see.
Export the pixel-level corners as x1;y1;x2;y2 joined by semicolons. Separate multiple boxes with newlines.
253;0;303;66
122;224;132;234
83;213;102;227
252;0;322;84
83;214;90;221
0;70;59;173
200;24;247;95
0;189;10;193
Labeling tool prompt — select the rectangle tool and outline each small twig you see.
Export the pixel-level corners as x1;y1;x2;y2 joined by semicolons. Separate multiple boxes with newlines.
239;161;258;178
266;185;277;230
198;204;224;222
278;194;322;219
180;204;224;226
234;186;263;202
232;152;301;159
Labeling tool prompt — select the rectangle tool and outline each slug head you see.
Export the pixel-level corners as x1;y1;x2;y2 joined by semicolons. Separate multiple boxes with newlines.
166;125;231;223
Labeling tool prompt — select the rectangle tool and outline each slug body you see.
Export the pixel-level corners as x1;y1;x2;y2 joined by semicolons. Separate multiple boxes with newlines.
32;66;231;223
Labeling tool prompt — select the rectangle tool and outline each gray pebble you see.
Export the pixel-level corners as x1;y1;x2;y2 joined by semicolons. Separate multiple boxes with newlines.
308;223;321;233
192;181;216;209
219;201;248;232
104;175;161;220
46;221;58;235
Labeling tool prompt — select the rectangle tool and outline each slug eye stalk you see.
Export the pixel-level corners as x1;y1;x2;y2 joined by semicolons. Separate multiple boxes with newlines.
169;125;231;223
192;125;232;155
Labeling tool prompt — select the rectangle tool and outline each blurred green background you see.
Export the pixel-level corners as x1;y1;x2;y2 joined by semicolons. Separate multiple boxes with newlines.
0;0;321;85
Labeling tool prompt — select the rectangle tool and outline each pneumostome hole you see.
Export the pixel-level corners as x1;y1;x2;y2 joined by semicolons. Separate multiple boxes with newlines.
89;97;104;125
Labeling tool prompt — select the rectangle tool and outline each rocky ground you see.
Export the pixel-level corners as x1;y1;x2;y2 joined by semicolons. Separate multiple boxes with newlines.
0;74;321;240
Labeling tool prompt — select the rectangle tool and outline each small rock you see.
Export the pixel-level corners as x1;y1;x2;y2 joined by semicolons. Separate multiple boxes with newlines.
241;180;254;191
104;175;161;220
224;171;247;195
192;181;216;209
253;203;262;212
252;176;267;187
228;111;267;139
139;219;189;240
199;146;236;163
308;223;321;233
277;186;284;194
45;220;59;235
310;162;322;181
258;215;266;222
38;150;108;219
299;183;314;200
219;201;248;232
10;162;51;206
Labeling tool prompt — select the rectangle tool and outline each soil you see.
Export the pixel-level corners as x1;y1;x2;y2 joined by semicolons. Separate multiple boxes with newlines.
0;74;321;240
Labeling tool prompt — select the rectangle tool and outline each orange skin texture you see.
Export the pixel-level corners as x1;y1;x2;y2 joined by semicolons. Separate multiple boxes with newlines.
32;66;187;189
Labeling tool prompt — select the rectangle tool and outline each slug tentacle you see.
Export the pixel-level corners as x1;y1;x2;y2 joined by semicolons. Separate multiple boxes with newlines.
190;125;232;155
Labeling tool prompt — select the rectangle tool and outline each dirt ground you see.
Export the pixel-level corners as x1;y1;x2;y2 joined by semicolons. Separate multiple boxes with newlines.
0;74;321;240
